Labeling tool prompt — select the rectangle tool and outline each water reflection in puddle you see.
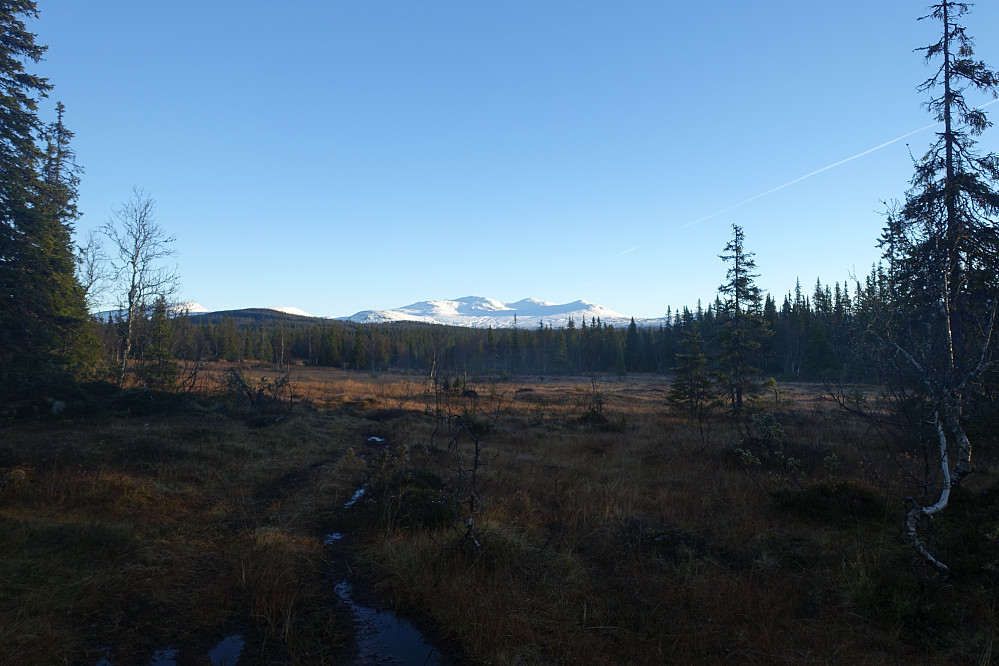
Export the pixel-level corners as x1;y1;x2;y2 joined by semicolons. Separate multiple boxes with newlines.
327;531;446;664
335;581;444;665
96;635;244;666
148;647;179;665
207;634;245;665
344;487;366;508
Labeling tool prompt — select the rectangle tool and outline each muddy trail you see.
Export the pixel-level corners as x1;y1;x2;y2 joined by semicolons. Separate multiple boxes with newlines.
84;412;463;666
247;429;461;665
316;429;462;666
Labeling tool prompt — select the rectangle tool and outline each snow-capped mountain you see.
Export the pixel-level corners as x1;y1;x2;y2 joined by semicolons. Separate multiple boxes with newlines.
93;297;656;328
173;302;211;315
342;296;638;328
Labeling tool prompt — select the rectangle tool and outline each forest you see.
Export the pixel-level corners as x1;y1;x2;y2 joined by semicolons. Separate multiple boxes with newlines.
2;1;999;664
90;267;898;382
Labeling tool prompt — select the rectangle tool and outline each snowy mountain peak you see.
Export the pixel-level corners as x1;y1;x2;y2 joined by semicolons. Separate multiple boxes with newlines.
412;296;512;316
172;302;210;315
343;296;635;328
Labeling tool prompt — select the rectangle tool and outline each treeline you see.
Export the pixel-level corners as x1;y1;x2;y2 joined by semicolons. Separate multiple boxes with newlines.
97;265;895;385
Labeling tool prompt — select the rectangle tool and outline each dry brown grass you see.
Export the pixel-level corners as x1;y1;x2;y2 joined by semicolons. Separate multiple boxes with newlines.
1;365;997;664
340;371;998;664
0;387;360;665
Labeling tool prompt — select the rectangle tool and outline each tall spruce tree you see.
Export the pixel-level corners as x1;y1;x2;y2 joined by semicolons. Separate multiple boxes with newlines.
0;2;92;399
715;224;770;412
877;1;999;573
624;317;642;371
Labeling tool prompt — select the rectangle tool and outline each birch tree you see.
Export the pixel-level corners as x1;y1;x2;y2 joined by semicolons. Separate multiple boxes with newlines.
104;188;178;386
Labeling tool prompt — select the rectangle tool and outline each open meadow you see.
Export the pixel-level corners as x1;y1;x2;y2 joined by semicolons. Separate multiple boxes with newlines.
1;365;997;665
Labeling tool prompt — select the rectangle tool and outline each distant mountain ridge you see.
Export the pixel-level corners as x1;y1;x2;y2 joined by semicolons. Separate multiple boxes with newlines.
93;303;313;322
95;297;660;328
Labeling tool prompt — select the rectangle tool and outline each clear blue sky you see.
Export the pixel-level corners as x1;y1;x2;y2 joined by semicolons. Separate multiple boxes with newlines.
32;1;999;318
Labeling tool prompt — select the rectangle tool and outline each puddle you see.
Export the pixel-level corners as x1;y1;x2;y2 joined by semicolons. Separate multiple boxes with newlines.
149;648;179;665
95;646;113;666
335;580;445;665
96;635;244;666
327;530;448;665
208;635;245;665
344;487;367;508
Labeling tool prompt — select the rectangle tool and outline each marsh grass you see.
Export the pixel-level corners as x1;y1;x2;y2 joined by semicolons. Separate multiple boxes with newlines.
0;392;359;665
342;373;999;664
1;368;997;664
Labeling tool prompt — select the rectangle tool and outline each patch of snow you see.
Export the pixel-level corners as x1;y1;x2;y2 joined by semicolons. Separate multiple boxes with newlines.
507;297;557;315
171;302;210;315
265;306;313;317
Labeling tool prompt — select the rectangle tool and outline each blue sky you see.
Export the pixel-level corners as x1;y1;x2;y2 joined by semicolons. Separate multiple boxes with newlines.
32;1;999;318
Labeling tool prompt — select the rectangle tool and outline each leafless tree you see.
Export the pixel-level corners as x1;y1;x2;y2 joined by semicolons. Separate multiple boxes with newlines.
103;188;179;386
75;228;109;313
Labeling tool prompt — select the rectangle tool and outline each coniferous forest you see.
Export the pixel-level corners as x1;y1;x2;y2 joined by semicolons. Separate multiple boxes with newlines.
92;263;909;385
3;2;999;664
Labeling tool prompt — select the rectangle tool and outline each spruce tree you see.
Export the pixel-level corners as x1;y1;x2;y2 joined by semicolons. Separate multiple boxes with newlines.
36;102;95;373
140;295;179;389
0;3;93;399
352;327;368;371
553;331;571;373
875;1;998;573
715;224;770;412
668;323;715;416
624;317;642;371
801;321;837;378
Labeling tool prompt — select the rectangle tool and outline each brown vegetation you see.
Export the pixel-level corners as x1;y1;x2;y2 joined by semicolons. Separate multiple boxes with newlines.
0;365;996;664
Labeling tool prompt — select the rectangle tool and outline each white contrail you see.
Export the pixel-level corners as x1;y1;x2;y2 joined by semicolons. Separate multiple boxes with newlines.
612;245;641;260
678;98;999;230
677;123;935;229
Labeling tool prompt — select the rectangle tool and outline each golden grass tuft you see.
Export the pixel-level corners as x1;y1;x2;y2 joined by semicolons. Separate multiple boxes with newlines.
242;527;322;643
